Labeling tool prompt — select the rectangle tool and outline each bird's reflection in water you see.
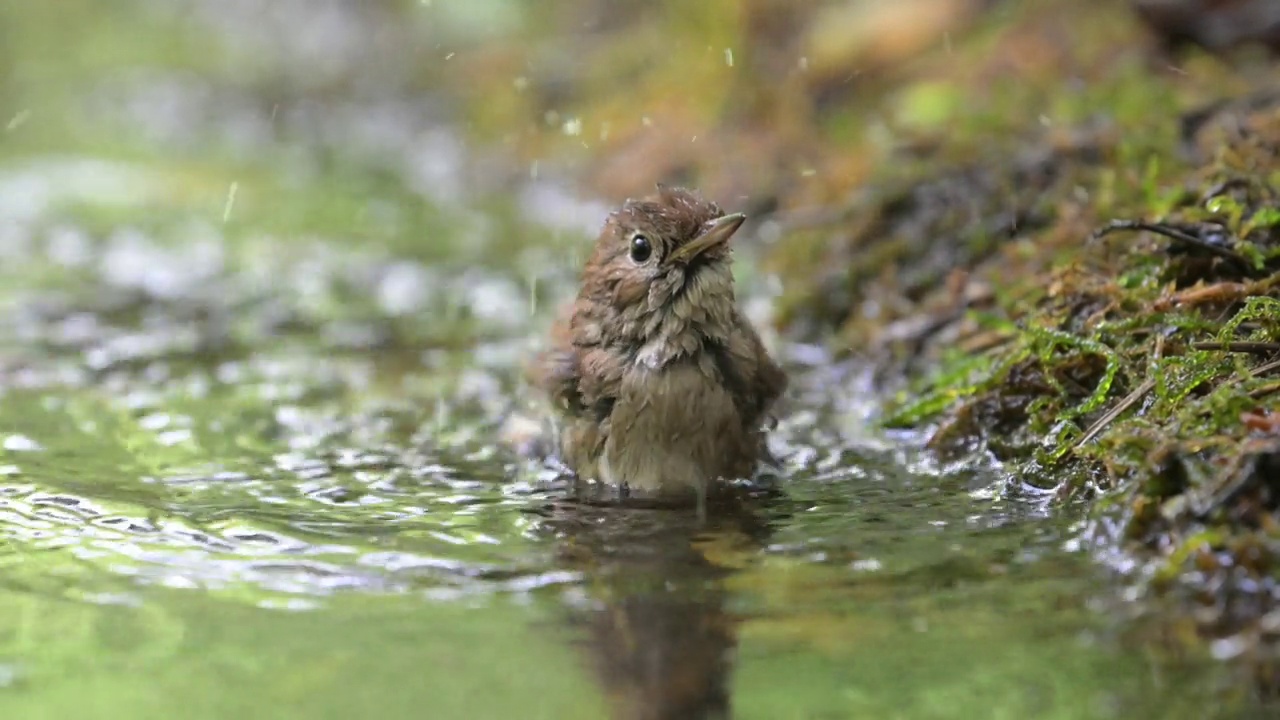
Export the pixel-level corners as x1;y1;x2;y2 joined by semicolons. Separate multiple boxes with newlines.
534;497;777;720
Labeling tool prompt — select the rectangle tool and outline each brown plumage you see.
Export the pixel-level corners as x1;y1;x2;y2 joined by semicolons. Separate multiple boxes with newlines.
528;185;788;505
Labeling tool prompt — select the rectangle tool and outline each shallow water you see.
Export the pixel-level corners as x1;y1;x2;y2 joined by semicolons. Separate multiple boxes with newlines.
0;197;1252;719
0;1;1269;718
0;349;1245;719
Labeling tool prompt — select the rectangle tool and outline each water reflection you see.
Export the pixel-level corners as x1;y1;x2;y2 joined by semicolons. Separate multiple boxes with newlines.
540;501;775;720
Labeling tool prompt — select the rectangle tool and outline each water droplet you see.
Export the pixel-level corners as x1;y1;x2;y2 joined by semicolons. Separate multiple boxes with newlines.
3;435;42;452
850;558;882;572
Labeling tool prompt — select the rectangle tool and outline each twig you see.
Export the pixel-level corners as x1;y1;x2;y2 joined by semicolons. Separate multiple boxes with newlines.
1250;357;1280;377
1074;377;1158;450
1250;380;1280;399
1092;219;1256;275
1191;341;1280;354
958;330;1013;355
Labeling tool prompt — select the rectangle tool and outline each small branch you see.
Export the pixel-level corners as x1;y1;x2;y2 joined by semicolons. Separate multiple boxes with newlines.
1092;219;1257;275
1250;380;1280;399
1073;376;1158;450
1191;341;1280;354
1249;357;1280;378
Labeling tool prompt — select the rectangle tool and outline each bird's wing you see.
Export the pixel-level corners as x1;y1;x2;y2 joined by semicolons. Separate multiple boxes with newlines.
525;305;586;415
527;302;624;427
723;314;788;426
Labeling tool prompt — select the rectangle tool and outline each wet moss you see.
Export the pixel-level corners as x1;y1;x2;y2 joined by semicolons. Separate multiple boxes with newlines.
853;60;1280;667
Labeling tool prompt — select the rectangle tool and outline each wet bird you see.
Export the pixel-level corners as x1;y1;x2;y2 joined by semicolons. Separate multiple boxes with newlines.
528;185;788;509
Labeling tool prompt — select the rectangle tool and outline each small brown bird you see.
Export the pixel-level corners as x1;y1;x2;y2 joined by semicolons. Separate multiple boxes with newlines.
529;185;788;507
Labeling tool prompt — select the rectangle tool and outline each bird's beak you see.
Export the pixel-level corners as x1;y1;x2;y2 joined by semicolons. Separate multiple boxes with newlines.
667;213;746;264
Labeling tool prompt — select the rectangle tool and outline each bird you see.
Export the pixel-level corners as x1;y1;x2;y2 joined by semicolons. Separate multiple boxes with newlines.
527;184;788;510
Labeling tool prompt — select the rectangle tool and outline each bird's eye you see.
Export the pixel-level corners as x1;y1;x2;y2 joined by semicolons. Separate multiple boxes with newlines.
629;234;653;263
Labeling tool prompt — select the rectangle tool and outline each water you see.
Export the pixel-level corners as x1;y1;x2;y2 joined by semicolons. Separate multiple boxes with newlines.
0;370;1236;719
0;219;1244;717
0;1;1265;718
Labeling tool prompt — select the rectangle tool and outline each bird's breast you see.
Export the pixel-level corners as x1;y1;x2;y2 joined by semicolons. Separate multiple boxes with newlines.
600;354;754;496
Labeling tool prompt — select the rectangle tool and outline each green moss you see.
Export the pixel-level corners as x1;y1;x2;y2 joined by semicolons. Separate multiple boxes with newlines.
866;89;1280;654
